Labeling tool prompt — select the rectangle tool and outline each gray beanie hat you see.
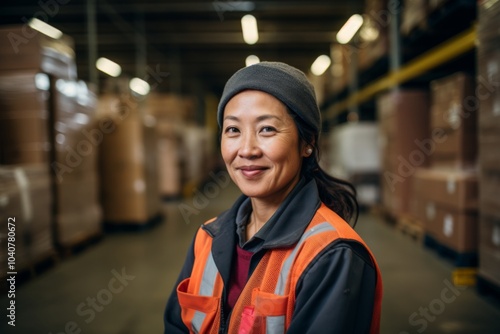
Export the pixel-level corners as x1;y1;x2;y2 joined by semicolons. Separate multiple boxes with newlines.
217;62;321;134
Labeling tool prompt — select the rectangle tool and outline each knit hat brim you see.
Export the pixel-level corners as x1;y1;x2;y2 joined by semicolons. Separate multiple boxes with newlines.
217;62;321;134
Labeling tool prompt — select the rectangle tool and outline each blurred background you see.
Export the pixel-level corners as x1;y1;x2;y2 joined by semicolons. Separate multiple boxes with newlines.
1;0;500;333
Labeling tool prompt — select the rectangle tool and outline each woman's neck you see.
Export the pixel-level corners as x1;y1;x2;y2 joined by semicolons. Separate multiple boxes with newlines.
245;175;302;240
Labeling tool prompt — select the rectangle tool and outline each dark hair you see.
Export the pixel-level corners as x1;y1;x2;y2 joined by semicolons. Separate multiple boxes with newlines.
291;113;359;227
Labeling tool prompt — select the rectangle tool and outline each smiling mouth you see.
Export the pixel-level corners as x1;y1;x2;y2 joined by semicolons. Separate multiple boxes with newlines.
238;166;268;178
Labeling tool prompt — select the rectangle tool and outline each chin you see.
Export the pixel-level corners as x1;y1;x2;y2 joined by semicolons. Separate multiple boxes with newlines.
234;182;269;199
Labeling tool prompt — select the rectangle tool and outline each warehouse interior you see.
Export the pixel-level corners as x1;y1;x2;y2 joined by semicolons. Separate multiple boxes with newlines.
1;0;500;333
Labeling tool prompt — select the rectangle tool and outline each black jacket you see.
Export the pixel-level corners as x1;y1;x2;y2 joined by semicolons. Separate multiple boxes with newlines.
164;178;376;333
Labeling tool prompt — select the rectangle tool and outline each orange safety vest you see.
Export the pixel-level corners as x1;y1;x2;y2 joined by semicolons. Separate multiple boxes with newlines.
176;203;383;334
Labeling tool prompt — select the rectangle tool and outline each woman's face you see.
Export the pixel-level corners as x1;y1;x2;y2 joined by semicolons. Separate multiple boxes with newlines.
221;90;309;204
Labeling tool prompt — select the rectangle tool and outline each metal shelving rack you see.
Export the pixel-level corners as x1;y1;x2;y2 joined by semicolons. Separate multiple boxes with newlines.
321;1;477;123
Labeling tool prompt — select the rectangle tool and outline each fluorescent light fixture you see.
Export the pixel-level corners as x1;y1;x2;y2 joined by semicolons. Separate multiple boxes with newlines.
28;18;62;39
96;57;122;77
246;55;260;67
336;14;364;44
241;14;259;45
311;55;331;76
129;77;150;96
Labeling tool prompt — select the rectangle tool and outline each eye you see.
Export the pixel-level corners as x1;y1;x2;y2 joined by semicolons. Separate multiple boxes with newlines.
260;126;276;134
224;126;240;134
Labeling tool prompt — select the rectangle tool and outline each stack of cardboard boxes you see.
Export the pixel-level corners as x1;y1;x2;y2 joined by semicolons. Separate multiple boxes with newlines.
144;93;190;199
0;25;102;251
98;94;161;225
144;93;217;198
411;72;478;262
478;0;500;289
377;90;430;219
0;26;73;266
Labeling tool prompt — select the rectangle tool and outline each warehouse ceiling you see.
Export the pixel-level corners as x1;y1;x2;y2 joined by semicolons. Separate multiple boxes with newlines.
0;0;364;95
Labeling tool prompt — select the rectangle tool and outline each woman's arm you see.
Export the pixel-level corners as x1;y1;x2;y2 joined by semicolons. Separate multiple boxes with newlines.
287;241;377;334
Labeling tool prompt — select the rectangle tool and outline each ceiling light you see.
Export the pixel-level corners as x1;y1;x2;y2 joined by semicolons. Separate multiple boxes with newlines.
336;14;364;44
245;55;260;67
28;18;62;39
241;14;259;45
129;77;150;96
311;55;331;76
96;57;122;77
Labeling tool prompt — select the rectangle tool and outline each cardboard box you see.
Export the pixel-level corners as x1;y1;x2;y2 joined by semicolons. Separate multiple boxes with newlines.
377;90;430;217
0;71;51;164
426;205;478;253
479;215;500;286
0;25;77;80
157;134;182;197
480;171;500;218
478;50;500;125
144;93;196;123
430;73;477;168
413;168;478;211
329;44;353;94
401;0;428;36
411;167;479;254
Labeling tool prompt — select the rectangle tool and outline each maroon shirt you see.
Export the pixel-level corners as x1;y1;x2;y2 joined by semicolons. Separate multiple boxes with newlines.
227;245;254;311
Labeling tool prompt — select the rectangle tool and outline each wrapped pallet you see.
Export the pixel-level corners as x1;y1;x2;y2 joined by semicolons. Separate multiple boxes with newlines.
144;93;193;198
0;165;54;278
327;122;381;207
478;0;500;289
98;94;161;225
51;80;102;247
0;25;77;80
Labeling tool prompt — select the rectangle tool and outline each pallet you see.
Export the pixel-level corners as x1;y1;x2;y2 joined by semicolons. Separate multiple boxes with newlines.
103;212;164;233
396;215;424;243
0;251;59;289
423;234;478;267
58;231;103;258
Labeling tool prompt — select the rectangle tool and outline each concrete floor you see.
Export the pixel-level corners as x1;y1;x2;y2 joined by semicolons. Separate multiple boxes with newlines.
2;181;500;334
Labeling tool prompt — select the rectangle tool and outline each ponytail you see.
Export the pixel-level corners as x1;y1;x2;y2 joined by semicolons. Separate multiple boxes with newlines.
303;157;359;226
291;112;359;226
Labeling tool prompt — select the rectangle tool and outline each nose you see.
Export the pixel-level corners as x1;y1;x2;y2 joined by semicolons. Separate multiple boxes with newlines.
238;132;262;159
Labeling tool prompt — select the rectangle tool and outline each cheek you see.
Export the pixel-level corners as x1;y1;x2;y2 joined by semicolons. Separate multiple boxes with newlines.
268;138;300;164
220;139;236;163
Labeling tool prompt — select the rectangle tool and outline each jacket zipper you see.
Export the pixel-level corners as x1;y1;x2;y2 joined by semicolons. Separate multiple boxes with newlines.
219;289;227;333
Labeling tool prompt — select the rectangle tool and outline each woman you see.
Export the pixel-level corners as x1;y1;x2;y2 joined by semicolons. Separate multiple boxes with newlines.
164;62;382;334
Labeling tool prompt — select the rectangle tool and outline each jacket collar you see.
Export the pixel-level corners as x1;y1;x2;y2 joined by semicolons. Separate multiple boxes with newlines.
203;177;321;249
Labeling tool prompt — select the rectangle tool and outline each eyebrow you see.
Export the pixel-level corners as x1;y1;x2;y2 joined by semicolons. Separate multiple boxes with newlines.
223;114;282;122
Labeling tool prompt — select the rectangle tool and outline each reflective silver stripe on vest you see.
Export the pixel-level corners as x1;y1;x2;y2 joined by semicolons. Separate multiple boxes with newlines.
192;252;218;333
266;222;335;334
